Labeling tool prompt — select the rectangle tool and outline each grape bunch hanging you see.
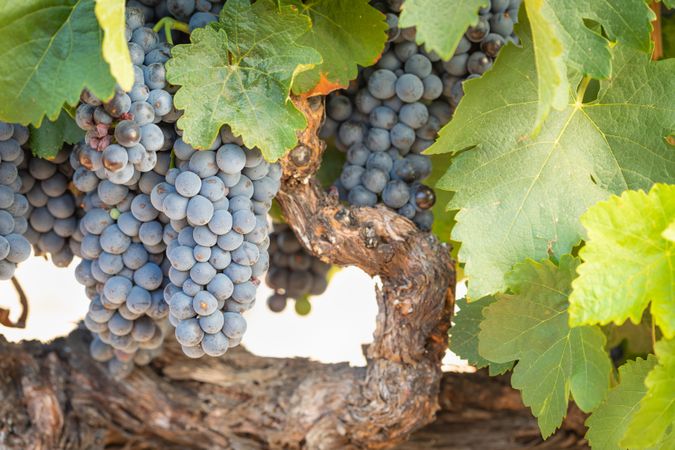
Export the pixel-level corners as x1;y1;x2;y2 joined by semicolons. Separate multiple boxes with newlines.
321;0;520;230
265;223;331;315
0;123;31;280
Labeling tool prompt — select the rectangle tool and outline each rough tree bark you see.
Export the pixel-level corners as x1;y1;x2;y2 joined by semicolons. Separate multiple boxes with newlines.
0;97;586;450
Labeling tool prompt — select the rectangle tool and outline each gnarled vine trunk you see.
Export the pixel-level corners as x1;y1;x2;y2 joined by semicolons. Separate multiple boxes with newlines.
0;98;587;449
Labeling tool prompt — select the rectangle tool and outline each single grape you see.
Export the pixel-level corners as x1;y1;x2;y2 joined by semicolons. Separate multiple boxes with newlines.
367;69;397;100
382;180;410;209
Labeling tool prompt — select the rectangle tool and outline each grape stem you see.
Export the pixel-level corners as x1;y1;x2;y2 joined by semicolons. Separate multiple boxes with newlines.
169;148;176;169
0;277;29;329
63;103;77;119
575;76;591;105
152;17;190;46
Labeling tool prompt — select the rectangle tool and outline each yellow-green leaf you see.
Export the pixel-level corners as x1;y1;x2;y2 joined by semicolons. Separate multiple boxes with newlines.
523;0;567;130
569;184;675;339
622;339;675;448
586;356;657;450
95;0;133;91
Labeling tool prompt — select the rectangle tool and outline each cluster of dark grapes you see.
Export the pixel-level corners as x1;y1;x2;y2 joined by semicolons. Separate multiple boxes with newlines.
75;8;178;185
71;141;172;378
321;0;520;230
156;129;280;358
19;148;83;267
435;0;521;107
321;16;440;230
265;224;330;315
0;122;31;280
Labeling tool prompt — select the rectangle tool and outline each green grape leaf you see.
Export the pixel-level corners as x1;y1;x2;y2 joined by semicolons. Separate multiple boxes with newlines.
0;0;116;126
398;0;488;60
286;0;388;95
166;0;322;161
622;339;675;448
450;297;514;375
663;220;675;242
664;0;675;9
526;0;654;129
426;29;675;299
29;110;84;159
523;0;567;129
542;0;654;78
428;153;455;244
586;356;657;450
95;0;133;91
316;143;345;188
569;184;675;339
479;256;612;438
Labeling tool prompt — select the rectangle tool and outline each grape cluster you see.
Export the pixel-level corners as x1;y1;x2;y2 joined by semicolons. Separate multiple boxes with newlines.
75;7;178;185
155;129;280;358
434;0;521;107
321;14;442;230
19;148;83;267
71;142;172;379
266;223;331;315
0;122;31;279
321;0;520;230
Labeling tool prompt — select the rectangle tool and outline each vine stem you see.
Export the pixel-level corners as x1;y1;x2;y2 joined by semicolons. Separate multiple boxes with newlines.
152;17;190;45
0;276;28;329
575;76;591;105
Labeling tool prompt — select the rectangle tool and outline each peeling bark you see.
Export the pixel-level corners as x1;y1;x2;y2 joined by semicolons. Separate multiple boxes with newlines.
0;334;587;450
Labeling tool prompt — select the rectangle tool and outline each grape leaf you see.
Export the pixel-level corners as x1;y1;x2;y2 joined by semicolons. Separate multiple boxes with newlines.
449;297;513;375
428;153;455;244
95;0;133;91
663;220;675;242
29;110;84;159
479;256;612;438
569;184;675;339
426;29;675;299
585;356;657;450
526;0;654;129
542;0;654;78
316;143;345;188
525;0;655;129
166;0;322;161
398;0;488;60
285;0;388;95
0;0;116;126
523;0;567;129
622;339;675;448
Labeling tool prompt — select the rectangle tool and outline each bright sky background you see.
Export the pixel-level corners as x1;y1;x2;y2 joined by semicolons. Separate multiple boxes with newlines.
0;255;467;368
